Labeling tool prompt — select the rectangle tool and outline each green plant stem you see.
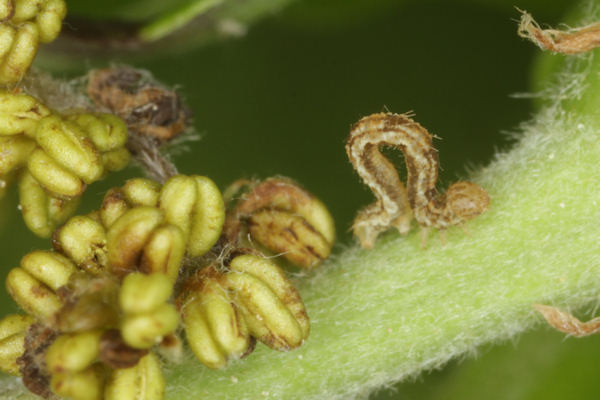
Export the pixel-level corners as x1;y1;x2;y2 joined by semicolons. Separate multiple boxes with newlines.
138;0;226;42
3;4;600;400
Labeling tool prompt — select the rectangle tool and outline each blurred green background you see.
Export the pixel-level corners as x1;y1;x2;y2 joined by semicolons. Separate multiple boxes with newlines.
2;0;598;398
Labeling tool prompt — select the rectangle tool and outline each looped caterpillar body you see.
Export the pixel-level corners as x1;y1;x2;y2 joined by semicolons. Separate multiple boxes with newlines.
346;112;490;248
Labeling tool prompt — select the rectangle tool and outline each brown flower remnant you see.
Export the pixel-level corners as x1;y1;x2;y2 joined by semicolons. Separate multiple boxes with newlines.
99;329;149;369
17;323;58;399
534;303;600;337
222;177;335;269
518;9;600;54
87;66;190;142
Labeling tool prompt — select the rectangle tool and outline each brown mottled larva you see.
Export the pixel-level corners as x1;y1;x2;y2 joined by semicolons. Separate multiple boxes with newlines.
346;112;489;248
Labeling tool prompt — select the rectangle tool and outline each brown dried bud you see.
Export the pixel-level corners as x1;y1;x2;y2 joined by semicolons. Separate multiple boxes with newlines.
99;329;148;369
87;66;190;142
518;10;600;54
223;177;335;269
17;322;58;399
54;274;119;333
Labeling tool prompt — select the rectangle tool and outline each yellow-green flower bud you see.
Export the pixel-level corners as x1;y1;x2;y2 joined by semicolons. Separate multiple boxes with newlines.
224;177;335;269
106;207;163;276
139;224;185;280
158;175;225;257
12;0;41;23
0;96;131;237
35;0;67;43
0;135;35;175
6;267;62;319
53;215;107;274
20;250;76;291
104;352;164;400
158;175;196;238
45;330;102;374
0;314;33;339
0;91;50;136
0;1;13;20
0;1;66;84
0;331;26;376
100;188;130;228
19;170;80;237
121;303;179;349
0;24;15;64
0;22;39;85
179;267;252;369
185;175;225;257
122;178;161;208
50;363;105;400
92;179;160;232
102;147;130;172
119;273;173;315
35;115;104;184
27;147;86;197
67;113;128;153
0;314;34;375
223;254;310;351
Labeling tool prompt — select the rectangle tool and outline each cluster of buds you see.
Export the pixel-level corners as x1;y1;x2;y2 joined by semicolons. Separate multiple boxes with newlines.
0;90;130;237
0;3;336;397
42;273;175;400
177;252;310;369
222;177;335;269
99;174;225;275
0;172;334;399
0;0;66;85
1;172;224;399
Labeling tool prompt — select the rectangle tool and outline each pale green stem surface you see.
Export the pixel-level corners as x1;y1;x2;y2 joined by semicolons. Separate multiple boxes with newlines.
3;4;600;400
